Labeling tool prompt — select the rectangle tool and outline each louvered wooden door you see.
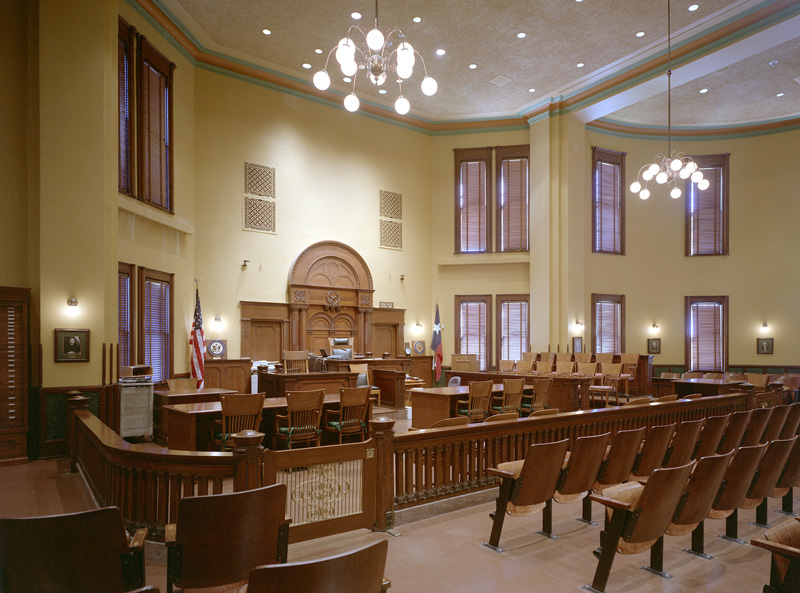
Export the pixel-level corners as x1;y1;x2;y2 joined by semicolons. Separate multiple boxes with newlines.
0;287;29;465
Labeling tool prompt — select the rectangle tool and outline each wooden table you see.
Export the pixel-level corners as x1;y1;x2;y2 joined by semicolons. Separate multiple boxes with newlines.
410;384;524;429
164;394;370;451
652;377;678;398
672;378;745;398
257;371;358;397
153;387;237;445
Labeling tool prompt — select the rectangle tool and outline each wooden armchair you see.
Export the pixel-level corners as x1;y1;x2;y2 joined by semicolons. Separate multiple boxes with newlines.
555;351;572;363
451;353;477;372
212;392;265;451
484;438;570;552
247;540;390;593
521;351;537;362
781;374;800;403
521;377;553;414
490;377;525;415
323;386;370;443
751;517;800;593
515;358;534;373
702;372;723;380
594;352;614;365
663;418;704;468
349;363;381;406
574;352;593;364
283;350;309;373
498;359;515;372
456;380;493;423
530;408;559;417
0;507;151;593
534;359;553;375
274;389;325;449
681;371;702;379
585;463;693;593
742;406;774;446
588;363;624;408
630;423;676;480
167;377;198;391
165;485;290;593
555;361;575;376
717;409;752;454
619;353;639;399
428;416;469;428
747;372;770;392
575;362;597;377
660;372;680;379
693;414;729;459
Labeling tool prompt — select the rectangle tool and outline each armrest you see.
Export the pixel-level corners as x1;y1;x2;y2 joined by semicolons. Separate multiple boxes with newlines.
486;468;515;479
588;493;633;511
323;408;340;423
129;527;148;550
164;523;177;544
751;538;800;559
381;577;392;591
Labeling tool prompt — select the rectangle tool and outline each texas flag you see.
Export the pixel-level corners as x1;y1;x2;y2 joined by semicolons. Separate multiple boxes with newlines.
431;303;443;382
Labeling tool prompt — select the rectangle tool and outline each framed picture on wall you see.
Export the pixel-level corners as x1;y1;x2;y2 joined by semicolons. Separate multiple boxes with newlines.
572;336;583;353
54;328;90;362
647;338;661;355
757;337;774;354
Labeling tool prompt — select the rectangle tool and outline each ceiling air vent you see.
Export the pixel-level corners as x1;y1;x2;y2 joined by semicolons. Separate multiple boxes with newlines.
490;75;512;87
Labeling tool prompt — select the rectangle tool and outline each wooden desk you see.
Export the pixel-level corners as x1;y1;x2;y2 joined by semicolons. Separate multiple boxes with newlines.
410;384;519;429
672;378;745;398
257;371;358;397
153;387;236;445
164;394;355;451
652;377;678;398
325;356;433;388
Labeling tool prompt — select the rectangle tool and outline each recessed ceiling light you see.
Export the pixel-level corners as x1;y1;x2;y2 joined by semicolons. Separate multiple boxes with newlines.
769;60;779;67
436;49;446;56
576;62;585;68
469;63;477;69
528;88;536;93
412;16;421;23
688;4;699;11
517;32;526;39
576;0;584;3
379;89;387;94
262;29;271;36
351;12;362;19
776;92;785;97
314;48;323;54
343;77;352;82
636;31;645;38
302;63;312;69
699;88;708;93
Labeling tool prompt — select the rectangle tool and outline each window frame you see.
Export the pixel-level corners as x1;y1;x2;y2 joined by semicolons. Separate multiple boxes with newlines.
591;146;626;255
137;267;174;382
118;262;135;368
495;294;529;368
685;295;728;372
591;293;625;354
118;18;136;196
455;294;492;371
454;147;492;254
495;145;530;253
685;153;730;256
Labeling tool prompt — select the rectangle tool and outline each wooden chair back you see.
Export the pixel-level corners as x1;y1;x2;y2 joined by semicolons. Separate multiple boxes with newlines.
529;408;559;417
654;394;678;402
500;378;525;414
521;351;537;362
694;414;729;459
498;359;515;372
664;418;704;468
327;337;354;355
554;433;610;500
277;389;325;448
429;416;470;429
219;393;265;449
555;361;575;376
555;352;572;363
451;353;478;372
660;372;680;379
709;443;766;516
751;517;800;593
780;403;800;439
542;352;556;365
682;371;702;379
666;451;733;535
718;410;753;454
762;404;792;443
168;377;198;391
782;373;800;392
576;362;597;377
772;437;800;498
746;373;769;391
742;437;797;506
597;427;646;487
702;372;723;380
573;352;593;364
283;350;309;373
511;439;570;506
167;485;289;593
622;397;650;407
681;393;702;400
530;377;553;411
631;423;676;479
247;540;389;593
325;387;370;443
458;380;493;422
724;372;747;381
742;406;774;446
535;360;553;374
486;412;518;423
349;363;370;381
0;507;148;593
619;352;638;365
595;352;614;364
515;359;534;373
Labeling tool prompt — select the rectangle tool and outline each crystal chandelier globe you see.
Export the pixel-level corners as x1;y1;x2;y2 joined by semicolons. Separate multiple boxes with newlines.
630;0;707;201
312;1;437;115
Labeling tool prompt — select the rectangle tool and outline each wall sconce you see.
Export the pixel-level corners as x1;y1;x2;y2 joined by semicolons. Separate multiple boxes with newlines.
413;322;423;335
214;315;221;323
571;321;584;333
650;323;660;335
241;260;249;270
67;297;78;307
66;297;79;317
761;322;769;333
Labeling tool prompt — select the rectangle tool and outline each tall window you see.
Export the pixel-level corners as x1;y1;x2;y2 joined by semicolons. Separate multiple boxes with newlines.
496;295;529;366
118;18;176;212
592;294;625;354
685;296;728;372
455;295;491;371
454;148;492;253
138;268;173;382
496;146;529;252
686;153;729;256
118;262;135;368
592;147;625;254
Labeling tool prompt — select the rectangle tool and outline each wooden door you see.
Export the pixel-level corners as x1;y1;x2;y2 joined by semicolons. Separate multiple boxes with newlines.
251;320;284;361
372;324;397;357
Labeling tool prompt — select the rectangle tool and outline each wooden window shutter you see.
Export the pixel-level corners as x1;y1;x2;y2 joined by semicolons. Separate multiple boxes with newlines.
592;147;625;254
454;147;492;253
497;296;528;363
118;262;134;368
455;295;491;371
686;296;727;372
137;36;175;212
138;268;173;382
592;294;625;354
118;19;135;195
686;154;729;256
496;145;529;252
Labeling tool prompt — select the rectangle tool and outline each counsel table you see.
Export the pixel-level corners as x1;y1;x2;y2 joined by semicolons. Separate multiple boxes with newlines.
153;387;237;445
671;378;745;398
257;370;358;397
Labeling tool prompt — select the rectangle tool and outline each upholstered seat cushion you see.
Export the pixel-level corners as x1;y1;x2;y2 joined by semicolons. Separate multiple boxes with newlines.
332;348;352;360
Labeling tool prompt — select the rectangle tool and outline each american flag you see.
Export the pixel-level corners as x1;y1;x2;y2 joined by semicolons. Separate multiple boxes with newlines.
190;287;206;388
431;303;443;382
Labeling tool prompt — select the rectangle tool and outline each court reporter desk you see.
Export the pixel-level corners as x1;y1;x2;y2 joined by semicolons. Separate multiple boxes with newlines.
153;387;236;445
256;370;358;397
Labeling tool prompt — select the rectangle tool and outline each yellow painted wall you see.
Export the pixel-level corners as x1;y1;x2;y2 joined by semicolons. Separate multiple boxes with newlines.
192;70;433;357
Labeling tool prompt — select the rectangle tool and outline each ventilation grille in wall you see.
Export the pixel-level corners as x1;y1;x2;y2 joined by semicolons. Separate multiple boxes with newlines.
379;190;402;250
243;162;276;234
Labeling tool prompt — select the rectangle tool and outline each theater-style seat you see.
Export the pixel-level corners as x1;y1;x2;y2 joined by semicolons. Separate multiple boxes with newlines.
751;517;800;593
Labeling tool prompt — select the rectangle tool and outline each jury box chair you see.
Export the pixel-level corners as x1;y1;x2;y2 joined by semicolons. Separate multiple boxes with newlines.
456;380;493;423
283;350;309;373
274;389;326;449
168;377;199;391
211;392;265;451
323;386;370;443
